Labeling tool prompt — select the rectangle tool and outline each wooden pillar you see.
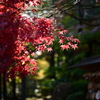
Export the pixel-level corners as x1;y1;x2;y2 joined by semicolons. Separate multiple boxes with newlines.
12;78;16;99
22;76;26;100
3;73;7;100
0;75;2;99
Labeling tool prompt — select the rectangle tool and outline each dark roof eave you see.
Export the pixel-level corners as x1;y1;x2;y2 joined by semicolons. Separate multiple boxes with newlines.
67;55;100;70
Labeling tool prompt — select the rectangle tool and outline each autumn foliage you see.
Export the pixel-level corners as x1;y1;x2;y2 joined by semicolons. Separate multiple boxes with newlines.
0;0;80;80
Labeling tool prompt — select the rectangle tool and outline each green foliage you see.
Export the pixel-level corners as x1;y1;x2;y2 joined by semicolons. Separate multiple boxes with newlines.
39;79;55;96
65;80;88;100
68;68;87;81
66;92;85;100
72;80;88;93
61;16;78;28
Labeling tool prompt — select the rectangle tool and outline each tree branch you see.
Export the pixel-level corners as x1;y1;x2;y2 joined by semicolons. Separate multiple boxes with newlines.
62;11;100;26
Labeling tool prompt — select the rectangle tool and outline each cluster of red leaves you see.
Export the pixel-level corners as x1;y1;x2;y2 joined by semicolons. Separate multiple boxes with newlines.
0;0;80;80
0;0;42;6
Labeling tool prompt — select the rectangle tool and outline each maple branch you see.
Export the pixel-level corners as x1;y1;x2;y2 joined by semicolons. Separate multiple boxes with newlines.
1;0;100;26
54;0;82;11
45;0;100;26
45;6;100;26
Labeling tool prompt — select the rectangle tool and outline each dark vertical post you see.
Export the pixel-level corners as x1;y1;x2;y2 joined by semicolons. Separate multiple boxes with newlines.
50;51;54;68
3;73;7;100
12;78;16;99
22;76;26;100
78;2;93;57
49;51;56;79
78;2;84;33
0;75;2;99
